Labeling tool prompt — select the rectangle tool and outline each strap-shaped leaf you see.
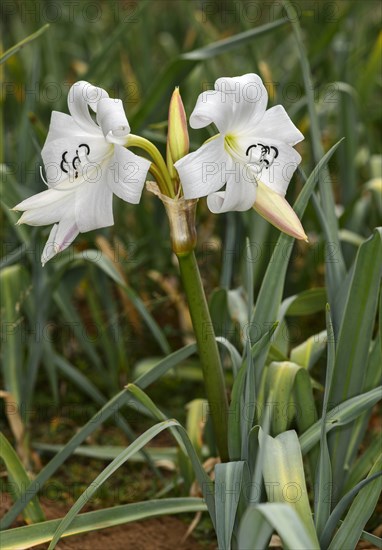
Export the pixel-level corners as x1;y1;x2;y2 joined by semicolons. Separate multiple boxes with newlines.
259;429;319;545
250;139;344;386
321;455;382;549
329;229;382;495
300;387;382;454
0;498;206;550
228;326;277;461
1;344;198;529
238;503;319;549
0;433;45;525
214;462;246;550
47;420;214;548
314;306;335;536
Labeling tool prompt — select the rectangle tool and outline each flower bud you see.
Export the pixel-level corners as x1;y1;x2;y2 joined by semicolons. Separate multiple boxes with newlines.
167;87;189;164
254;181;308;241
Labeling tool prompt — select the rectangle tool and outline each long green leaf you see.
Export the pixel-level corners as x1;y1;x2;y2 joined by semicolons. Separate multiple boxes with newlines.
227;326;277;460
345;435;382;492
125;385;215;522
250;139;344;385
329;228;382;495
285;288;327;316
47;421;176;548
300;387;382;454
48;420;215;548
265;361;301;435
345;332;382;477
322;456;382;549
314;305;335;536
0;24;50;64
259;429;319;545
0;498;206;549
0;433;44;524
282;0;346;300
1;339;202;529
215;462;245;550
134;343;197;388
238;503;319;550
0;265;29;407
290;330;327;370
0;389;130;529
33;442;177;465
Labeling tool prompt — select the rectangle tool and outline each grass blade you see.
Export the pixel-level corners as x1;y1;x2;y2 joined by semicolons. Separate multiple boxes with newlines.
215;462;245;550
250;139;344;385
322;458;382;549
300;387;382;454
314;305;335;536
0;24;50;65
0;498;206;549
227;326;277;460
238;503;319;550
282;0;346;289
47;421;178;548
329;229;382;495
259;429;319;545
0;389;132;529
0;265;28;408
0;433;44;524
126;385;216;522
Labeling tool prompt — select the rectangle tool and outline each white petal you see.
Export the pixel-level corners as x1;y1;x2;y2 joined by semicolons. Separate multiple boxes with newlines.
175;136;232;199
215;74;268;132
206;168;257;213
44;111;92;139
96;98;131;145
74;169;114;232
41;216;79;265
16;190;74;226
189;90;234;134
257;142;301;195
235;136;301;196
41;133;110;188
256;105;304;146
67;81;109;134
107;146;150;204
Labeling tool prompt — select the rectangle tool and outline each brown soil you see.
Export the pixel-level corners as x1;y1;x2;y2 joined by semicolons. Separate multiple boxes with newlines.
1;494;215;550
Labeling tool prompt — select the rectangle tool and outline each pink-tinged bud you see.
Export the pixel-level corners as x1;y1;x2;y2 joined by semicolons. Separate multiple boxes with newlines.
254;181;308;241
167;87;189;164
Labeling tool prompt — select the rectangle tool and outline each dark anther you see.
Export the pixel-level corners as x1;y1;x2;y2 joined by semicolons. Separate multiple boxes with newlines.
246;144;257;156
78;143;90;155
271;146;279;158
72;155;81;170
257;143;270;154
60;151;69;173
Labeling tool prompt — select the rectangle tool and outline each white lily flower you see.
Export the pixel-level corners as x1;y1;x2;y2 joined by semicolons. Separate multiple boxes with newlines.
13;81;151;265
174;74;307;240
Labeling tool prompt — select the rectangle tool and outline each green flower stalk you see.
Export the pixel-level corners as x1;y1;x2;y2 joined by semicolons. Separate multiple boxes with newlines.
147;180;229;461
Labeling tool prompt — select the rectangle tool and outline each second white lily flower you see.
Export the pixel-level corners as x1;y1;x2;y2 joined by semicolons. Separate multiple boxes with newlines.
14;81;151;264
174;74;307;240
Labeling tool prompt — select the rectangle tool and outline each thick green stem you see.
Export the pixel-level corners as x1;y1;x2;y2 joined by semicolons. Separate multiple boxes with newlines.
177;251;229;462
